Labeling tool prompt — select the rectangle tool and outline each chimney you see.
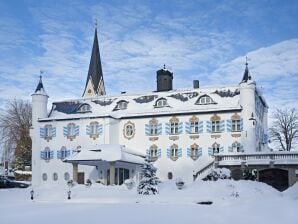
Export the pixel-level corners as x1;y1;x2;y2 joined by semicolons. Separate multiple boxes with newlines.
193;80;199;89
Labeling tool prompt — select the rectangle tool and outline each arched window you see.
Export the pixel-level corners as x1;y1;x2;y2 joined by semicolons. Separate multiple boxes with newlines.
169;144;179;161
155;98;168;107
67;123;76;137
212;142;220;154
58;146;69;160
77;104;91;113
115;100;128;110
196;95;216;105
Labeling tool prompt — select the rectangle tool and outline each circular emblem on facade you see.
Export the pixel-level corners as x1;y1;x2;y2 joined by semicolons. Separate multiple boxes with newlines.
123;121;135;140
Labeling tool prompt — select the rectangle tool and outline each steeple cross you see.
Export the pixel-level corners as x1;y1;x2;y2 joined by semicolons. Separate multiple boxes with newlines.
94;19;98;29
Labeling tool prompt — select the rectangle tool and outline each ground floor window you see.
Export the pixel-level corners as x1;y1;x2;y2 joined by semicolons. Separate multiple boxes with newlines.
64;172;70;181
53;173;58;181
42;173;47;181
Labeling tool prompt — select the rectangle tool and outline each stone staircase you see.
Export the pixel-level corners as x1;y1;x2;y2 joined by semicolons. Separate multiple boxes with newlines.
193;159;215;181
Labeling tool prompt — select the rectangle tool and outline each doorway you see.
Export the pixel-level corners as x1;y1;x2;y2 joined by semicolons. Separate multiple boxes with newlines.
107;168;130;185
77;172;85;184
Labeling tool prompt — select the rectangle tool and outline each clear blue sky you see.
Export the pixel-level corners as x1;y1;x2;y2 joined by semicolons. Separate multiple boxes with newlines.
0;0;297;110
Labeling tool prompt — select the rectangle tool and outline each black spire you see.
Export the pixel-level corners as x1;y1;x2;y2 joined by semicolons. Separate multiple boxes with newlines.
35;75;44;93
83;25;105;97
241;57;251;83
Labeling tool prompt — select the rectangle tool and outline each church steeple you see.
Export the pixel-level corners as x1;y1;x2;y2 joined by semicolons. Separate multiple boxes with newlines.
83;24;105;98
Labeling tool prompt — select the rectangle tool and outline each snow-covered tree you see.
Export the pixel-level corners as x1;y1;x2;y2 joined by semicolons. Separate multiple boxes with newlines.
137;158;159;195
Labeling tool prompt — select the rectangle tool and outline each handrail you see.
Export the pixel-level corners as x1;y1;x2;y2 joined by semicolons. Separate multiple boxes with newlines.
193;160;214;181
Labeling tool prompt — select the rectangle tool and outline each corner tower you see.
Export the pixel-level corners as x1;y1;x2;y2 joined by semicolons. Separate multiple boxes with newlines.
82;26;105;98
156;65;173;92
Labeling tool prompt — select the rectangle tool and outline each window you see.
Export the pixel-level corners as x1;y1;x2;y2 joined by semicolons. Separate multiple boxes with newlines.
148;118;158;136
232;142;241;152
45;125;52;138
44;147;51;160
196;95;215;105
59;146;68;160
77;104;91;113
42;173;47;181
232;119;241;132
64;172;70;181
123;122;135;139
155;98;168;107
90;122;98;135
168;172;173;180
170;144;178;159
149;145;158;162
53;173;58;181
190;121;199;134
212;143;220;154
115;100;128;110
212;120;220;133
170;122;178;135
67;123;76;137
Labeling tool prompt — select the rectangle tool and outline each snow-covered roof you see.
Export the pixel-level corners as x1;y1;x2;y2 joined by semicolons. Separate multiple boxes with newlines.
42;85;241;121
63;144;145;165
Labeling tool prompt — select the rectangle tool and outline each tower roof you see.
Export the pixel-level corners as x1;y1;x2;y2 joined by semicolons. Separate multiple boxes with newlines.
33;75;48;96
241;61;251;83
83;27;105;97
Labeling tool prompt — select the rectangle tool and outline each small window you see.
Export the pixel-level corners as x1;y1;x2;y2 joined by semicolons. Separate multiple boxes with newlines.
232;142;241;152
190;121;199;134
170;122;179;135
42;173;47;181
149;145;158;162
45;125;52;138
190;144;199;160
53;173;58;181
44;147;51;160
115;100;128;110
170;144;179;161
77;104;91;113
147;118;160;136
232;119;241;132
212;120;220;133
90;122;98;135
59;146;68;160
168;172;173;180
212;143;220;154
123;122;135;139
196;95;215;105
155;98;168;107
64;172;70;181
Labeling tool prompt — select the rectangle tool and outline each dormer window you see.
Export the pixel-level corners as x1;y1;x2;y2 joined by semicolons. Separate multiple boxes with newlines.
155;98;168;108
114;100;128;110
196;95;216;105
77;104;91;113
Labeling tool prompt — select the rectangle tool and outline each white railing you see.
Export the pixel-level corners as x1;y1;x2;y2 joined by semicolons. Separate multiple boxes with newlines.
193;160;214;181
215;151;298;165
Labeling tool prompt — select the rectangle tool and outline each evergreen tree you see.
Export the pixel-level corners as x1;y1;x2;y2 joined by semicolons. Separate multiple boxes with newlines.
137;158;159;195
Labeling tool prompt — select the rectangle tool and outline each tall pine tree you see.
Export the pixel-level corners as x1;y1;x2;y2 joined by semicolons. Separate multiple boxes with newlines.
137;158;159;195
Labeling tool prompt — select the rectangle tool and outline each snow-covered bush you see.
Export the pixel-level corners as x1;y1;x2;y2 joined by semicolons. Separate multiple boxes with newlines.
137;158;159;195
175;178;185;190
204;168;231;181
124;179;135;190
243;169;257;181
86;179;92;187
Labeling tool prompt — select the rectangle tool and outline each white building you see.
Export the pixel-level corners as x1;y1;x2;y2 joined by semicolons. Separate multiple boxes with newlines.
30;28;269;186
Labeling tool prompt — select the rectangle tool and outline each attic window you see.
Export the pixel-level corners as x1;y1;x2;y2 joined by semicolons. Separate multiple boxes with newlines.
155;98;168;108
77;104;91;113
196;95;216;105
115;100;128;110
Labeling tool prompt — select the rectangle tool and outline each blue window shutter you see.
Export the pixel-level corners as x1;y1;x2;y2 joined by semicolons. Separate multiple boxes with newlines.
198;121;203;133
220;120;225;133
157;123;162;135
198;148;203;156
66;150;71;157
208;147;213;156
226;120;232;132
185;122;190;134
51;127;56;137
165;123;170;135
97;124;103;134
63;127;68;137
187;148;191;157
178;148;182;157
40;151;45;159
157;149;161;158
145;124;150;136
178;122;183;135
86;125;91;135
75;126;79;136
240;118;243;131
228;146;233;152
219;147;224;153
40;128;45;138
57;150;61;159
50;151;54;159
206;121;212;133
166;148;171;158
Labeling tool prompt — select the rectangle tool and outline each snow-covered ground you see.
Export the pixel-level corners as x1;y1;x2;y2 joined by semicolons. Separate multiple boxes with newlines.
1;180;297;224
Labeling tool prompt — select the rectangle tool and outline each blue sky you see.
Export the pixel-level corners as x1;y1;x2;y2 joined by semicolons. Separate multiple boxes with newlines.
0;0;297;111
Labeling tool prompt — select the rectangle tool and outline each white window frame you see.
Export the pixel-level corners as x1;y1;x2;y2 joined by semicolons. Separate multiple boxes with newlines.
232;119;241;132
156;99;167;107
45;125;52;138
190;121;199;134
170;122;179;135
149;124;158;136
212;120;220;133
67;123;76;137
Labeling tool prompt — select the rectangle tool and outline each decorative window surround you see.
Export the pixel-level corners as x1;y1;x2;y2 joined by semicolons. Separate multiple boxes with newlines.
40;125;56;141
63;123;79;141
187;143;202;161
145;118;162;136
86;122;103;140
123;121;135;140
40;147;54;162
57;146;70;160
167;144;182;161
186;115;203;135
166;117;183;135
146;144;161;162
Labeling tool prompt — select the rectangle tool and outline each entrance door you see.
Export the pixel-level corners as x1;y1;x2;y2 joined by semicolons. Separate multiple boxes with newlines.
77;172;85;184
116;168;130;185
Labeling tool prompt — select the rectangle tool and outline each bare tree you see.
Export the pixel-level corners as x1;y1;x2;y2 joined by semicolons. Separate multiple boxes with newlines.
269;108;298;151
0;100;32;169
